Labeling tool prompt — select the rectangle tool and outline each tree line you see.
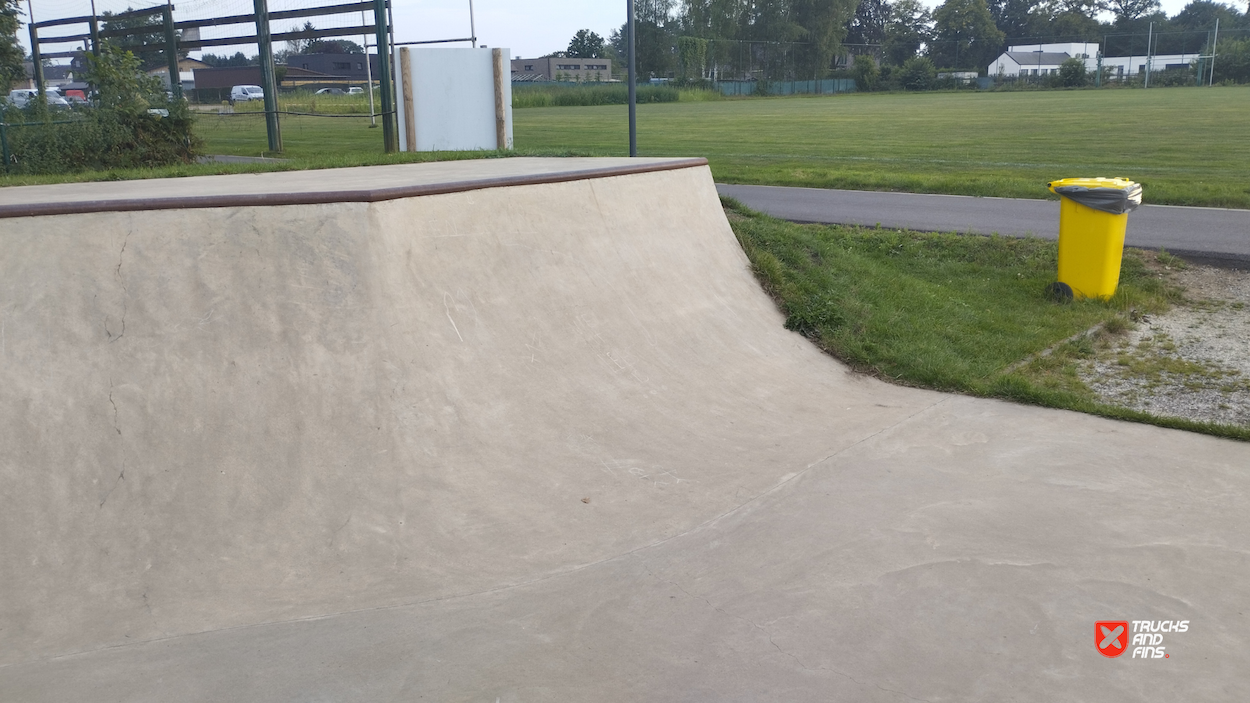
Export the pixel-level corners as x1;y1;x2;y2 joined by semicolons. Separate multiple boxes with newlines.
560;0;1250;80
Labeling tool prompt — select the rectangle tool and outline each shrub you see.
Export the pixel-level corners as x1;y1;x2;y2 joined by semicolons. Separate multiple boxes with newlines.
1059;57;1088;88
899;57;936;90
853;55;879;92
2;44;200;174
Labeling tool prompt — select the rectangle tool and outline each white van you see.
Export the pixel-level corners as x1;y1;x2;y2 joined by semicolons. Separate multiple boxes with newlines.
6;88;70;108
229;85;265;104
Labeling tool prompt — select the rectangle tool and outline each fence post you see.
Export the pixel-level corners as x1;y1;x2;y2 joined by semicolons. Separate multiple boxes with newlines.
373;0;396;153
252;0;282;152
1;122;10;174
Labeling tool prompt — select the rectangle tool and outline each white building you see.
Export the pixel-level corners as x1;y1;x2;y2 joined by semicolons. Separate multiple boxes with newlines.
988;42;1202;80
988;43;1098;78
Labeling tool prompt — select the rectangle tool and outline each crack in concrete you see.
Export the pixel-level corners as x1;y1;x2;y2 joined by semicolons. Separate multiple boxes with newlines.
107;234;130;343
108;381;121;436
99;464;124;508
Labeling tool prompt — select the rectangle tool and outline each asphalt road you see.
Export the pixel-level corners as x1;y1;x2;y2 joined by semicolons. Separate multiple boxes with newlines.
717;184;1250;265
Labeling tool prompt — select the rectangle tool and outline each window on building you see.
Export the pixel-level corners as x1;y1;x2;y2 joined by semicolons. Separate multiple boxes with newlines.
356;62;363;70
333;62;351;70
556;64;581;70
525;64;533;71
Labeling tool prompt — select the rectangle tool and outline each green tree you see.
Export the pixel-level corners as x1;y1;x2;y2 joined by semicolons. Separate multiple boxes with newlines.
899;54;937;88
791;0;856;79
931;0;1005;69
201;52;253;67
568;29;606;58
677;36;708;79
883;0;933;66
987;0;1043;39
1104;0;1161;23
1058;56;1087;85
847;0;890;46
304;39;364;54
1212;36;1250;83
100;8;177;69
852;53;879;89
1;0;24;90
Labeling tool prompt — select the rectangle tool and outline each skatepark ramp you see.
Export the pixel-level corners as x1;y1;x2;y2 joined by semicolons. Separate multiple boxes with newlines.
1;158;1248;701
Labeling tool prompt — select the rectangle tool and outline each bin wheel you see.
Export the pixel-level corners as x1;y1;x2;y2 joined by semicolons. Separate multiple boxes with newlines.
1045;281;1074;303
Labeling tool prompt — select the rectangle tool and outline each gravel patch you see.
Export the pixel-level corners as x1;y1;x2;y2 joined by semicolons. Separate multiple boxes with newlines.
1081;262;1250;427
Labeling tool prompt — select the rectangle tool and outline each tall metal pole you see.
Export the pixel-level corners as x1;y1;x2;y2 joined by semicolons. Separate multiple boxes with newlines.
1144;22;1152;88
627;0;636;157
374;0;397;152
253;0;282;152
1210;18;1220;86
362;11;376;126
162;1;181;99
26;0;44;100
89;0;100;56
469;0;477;48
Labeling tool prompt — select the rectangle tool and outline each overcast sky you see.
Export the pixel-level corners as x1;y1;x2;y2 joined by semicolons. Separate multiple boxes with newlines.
19;0;1206;63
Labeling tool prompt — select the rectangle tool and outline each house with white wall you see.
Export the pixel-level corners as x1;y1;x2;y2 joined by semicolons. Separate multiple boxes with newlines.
988;43;1099;78
989;42;1202;80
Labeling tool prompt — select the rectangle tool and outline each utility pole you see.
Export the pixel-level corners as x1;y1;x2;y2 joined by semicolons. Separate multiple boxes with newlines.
627;0;636;157
469;0;477;48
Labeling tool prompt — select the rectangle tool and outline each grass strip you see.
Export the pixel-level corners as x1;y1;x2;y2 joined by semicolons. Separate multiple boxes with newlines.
725;197;1250;441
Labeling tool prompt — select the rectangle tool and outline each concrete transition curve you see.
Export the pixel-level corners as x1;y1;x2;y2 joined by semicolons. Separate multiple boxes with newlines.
1;158;1247;701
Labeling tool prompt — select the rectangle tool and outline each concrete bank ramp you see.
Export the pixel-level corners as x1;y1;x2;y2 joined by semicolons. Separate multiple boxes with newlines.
1;158;1247;701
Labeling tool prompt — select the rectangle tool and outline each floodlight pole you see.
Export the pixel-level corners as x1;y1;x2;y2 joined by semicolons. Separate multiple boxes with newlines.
362;11;376;126
1144;22;1152;88
469;0;477;48
1209;18;1219;86
627;0;637;157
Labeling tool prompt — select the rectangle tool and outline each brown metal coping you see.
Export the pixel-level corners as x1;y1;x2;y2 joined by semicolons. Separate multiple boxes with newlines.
0;157;709;219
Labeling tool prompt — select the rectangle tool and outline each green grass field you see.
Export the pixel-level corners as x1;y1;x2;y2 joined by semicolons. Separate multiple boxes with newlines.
7;86;1247;207
515;86;1250;208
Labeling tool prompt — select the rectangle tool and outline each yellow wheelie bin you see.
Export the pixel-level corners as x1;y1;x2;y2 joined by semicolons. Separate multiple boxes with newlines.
1046;177;1143;300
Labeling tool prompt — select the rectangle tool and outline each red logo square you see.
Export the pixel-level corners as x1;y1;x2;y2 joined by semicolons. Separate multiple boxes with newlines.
1097;621;1129;658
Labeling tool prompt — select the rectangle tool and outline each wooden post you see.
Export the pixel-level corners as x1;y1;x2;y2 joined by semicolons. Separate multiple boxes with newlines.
492;48;507;150
400;47;416;152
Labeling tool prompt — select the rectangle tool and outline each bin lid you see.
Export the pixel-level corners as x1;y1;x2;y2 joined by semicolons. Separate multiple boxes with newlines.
1047;177;1143;215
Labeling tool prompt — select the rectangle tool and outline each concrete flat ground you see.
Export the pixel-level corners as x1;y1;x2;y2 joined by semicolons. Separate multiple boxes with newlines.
718;183;1250;265
1;159;1248;701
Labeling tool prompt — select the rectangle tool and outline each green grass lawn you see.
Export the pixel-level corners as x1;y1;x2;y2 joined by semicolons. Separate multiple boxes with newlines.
6;86;1247;206
515;86;1250;208
727;197;1249;440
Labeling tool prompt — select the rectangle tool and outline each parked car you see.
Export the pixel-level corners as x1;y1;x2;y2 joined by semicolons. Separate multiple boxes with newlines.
6;88;70;109
229;85;265;104
314;87;345;95
347;87;364;94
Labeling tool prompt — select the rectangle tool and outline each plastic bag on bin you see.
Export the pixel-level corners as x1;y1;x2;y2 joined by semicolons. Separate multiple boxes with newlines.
1048;178;1143;215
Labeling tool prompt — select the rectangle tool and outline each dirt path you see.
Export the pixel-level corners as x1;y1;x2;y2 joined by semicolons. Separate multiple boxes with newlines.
1082;262;1250;427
